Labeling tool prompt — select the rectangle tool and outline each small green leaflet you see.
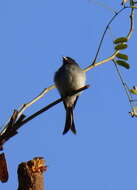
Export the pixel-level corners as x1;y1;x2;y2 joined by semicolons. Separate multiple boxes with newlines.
130;89;137;95
116;60;130;69
116;53;128;60
113;37;128;44
115;44;128;50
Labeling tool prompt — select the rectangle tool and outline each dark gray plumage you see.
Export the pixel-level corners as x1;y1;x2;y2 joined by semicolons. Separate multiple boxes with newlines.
54;57;86;134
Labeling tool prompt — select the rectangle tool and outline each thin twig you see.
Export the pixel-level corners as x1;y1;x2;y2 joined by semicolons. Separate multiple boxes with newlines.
113;60;134;109
89;0;117;14
83;51;119;72
127;8;135;39
107;2;136;115
92;7;127;65
17;85;55;118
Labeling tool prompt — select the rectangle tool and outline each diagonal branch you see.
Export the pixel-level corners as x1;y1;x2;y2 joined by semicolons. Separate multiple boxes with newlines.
0;85;89;148
15;85;90;130
83;51;119;72
17;85;55;119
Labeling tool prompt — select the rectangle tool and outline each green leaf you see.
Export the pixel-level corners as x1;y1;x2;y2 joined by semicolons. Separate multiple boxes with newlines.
113;37;128;44
116;53;128;60
130;89;137;95
116;60;130;69
115;44;128;50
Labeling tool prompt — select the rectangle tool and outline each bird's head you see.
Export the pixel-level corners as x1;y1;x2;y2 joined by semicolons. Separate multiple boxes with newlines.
63;56;76;64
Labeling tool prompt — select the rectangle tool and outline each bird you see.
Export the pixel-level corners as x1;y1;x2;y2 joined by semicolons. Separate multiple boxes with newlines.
54;56;86;135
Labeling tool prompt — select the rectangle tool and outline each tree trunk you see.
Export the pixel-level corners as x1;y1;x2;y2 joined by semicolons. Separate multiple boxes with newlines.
17;157;47;190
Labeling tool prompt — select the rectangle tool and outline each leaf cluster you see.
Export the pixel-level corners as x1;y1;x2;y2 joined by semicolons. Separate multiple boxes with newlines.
113;37;130;69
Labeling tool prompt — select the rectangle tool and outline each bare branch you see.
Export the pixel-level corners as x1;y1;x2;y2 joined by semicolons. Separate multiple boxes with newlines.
127;8;135;39
17;85;55;119
83;51;119;72
92;7;127;65
0;85;89;148
16;85;89;128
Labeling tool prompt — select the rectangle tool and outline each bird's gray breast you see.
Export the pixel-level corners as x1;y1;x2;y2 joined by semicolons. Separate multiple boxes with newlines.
54;64;86;96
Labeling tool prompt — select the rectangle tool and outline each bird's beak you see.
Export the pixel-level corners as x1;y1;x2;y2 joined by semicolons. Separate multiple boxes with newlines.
63;56;68;61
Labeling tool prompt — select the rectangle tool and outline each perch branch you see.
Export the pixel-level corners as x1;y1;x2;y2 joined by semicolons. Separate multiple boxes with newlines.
0;85;89;148
15;85;90;130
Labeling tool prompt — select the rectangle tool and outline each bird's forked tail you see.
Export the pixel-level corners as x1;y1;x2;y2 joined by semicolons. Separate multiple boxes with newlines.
63;107;76;135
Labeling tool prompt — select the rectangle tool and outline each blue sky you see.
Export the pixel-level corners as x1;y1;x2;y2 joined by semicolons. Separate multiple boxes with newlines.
0;0;137;189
